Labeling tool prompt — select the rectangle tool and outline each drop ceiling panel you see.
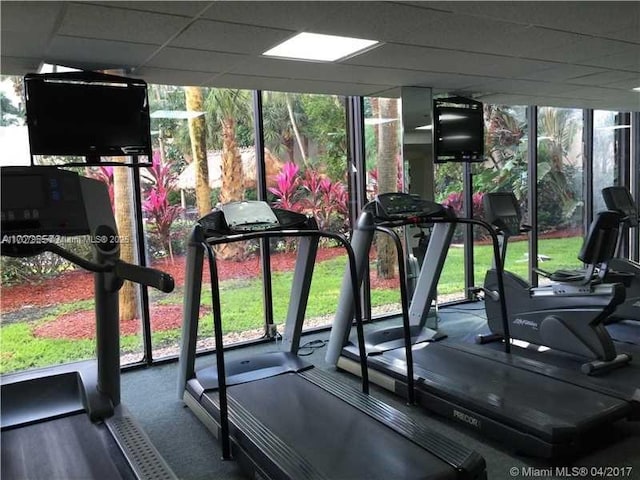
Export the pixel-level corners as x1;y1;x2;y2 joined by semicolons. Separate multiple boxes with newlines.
568;70;640;87
0;56;42;76
532;37;639;64
89;1;213;17
347;43;555;78
209;73;391;96
170;19;294;55
396;11;581;58
0;1;65;33
132;66;215;86
467;78;578;96
227;57;450;86
202;1;336;30
581;50;640;71
58;3;189;45
521;64;606;82
1;31;51;58
439;1;639;37
145;47;246;73
47;36;158;69
307;2;449;44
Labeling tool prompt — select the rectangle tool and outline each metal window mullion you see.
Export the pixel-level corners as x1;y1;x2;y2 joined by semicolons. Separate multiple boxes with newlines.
345;96;371;322
252;90;274;335
583;109;594;229
131;160;153;365
463;161;474;297
527;106;539;287
631;112;640;262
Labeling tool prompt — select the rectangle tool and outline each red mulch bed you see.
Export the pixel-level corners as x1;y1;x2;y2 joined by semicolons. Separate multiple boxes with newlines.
34;304;209;340
3;247;400;340
0;248;348;314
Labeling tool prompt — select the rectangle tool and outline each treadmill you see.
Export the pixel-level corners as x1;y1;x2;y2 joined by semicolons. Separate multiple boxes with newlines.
326;192;637;459
177;200;486;480
1;166;177;480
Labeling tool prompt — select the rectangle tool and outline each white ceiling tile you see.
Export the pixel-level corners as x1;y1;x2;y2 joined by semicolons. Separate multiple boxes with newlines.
145;47;246;73
531;37;638;64
567;70;640;86
58;3;189;45
0;56;42;76
439;1;640;37
1;31;51;58
202;1;335;30
520;65;606;82
47;36;158;69
170;19;293;55
88;1;213;17
0;1;65;33
209;73;390;96
131;66;216;86
580;50;640;72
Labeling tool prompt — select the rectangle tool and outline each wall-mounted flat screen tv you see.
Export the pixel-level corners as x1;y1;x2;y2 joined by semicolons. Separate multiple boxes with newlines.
25;71;152;163
433;96;484;163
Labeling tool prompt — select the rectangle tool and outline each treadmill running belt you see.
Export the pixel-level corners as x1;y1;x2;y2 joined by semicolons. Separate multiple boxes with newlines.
378;344;630;439
207;373;455;480
1;413;135;480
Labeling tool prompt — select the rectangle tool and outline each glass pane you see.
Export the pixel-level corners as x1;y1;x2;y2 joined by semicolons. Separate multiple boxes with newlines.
263;92;350;334
363;97;404;317
1;73;145;371
473;105;529;283
434;162;466;302
537;107;585;276
143;85;260;359
593;111;623;212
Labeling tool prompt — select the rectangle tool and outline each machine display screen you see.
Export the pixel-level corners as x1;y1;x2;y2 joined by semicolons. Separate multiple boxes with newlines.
1;175;46;209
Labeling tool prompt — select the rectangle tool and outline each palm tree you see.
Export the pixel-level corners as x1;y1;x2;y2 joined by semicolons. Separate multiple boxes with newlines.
112;162;138;321
184;86;211;217
262;92;308;165
206;88;252;204
206;88;252;259
376;98;399;279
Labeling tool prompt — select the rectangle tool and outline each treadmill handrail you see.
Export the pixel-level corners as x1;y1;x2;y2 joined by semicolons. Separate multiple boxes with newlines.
195;226;368;461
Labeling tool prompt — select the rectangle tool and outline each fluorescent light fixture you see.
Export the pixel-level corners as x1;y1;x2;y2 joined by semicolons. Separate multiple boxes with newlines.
38;63;80;74
150;110;205;119
438;113;466;121
415;124;432;130
441;135;471;140
633;87;640;92
263;32;379;62
595;125;631;130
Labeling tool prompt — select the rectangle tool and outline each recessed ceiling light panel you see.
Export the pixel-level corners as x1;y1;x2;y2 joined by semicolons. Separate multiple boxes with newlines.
263;32;379;62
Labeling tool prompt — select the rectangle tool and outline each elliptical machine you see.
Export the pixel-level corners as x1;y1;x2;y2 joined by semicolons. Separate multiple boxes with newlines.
479;192;630;375
1;166;176;480
601;186;640;323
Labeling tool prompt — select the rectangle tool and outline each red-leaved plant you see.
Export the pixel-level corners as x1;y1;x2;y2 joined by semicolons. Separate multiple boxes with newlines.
142;152;183;260
268;162;302;211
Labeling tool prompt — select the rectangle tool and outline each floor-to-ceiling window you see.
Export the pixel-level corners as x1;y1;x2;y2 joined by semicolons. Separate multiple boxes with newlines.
536;107;585;277
472;105;529;284
263;91;350;333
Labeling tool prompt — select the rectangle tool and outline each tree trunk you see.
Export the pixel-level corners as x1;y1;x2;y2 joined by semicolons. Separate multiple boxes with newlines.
112;160;138;321
376;98;399;279
218;117;245;259
185;86;211;217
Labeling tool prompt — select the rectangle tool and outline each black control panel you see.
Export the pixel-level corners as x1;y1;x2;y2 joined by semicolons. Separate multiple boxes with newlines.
369;193;444;221
1;167;90;236
483;192;522;236
602;186;638;228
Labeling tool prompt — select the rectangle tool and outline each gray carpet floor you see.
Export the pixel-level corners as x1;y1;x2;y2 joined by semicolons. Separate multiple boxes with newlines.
121;303;640;480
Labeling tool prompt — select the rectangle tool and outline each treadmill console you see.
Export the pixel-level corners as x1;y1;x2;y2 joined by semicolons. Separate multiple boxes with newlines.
483;192;522;236
602;187;638;228
371;193;444;221
198;201;312;237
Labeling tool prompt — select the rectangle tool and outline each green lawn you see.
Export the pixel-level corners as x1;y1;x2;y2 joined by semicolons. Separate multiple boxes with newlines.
1;235;585;374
